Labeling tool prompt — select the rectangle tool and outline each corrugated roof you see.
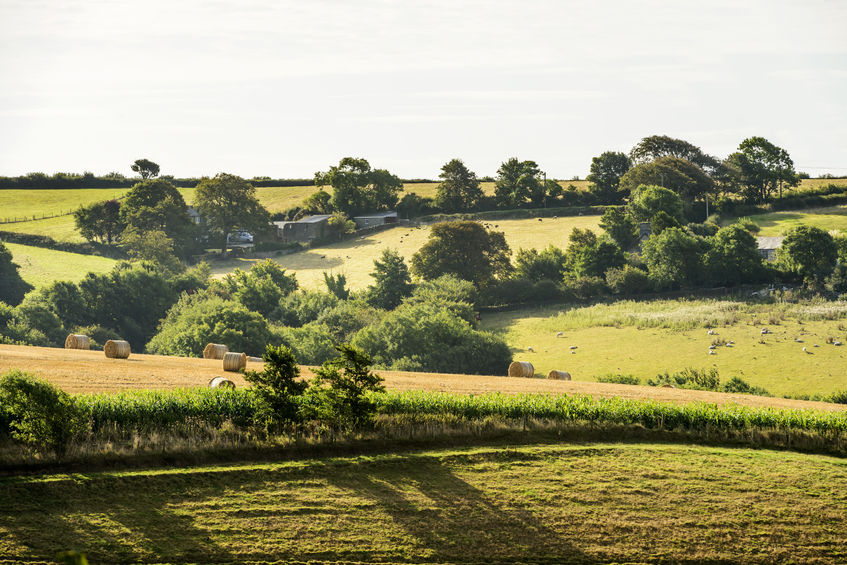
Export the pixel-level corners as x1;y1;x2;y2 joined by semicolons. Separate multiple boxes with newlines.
299;215;332;223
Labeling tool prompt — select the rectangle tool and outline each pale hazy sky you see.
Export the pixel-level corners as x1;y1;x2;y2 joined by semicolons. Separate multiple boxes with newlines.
1;0;845;179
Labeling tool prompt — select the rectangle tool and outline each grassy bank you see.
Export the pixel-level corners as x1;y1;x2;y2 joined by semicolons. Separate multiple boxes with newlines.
1;441;844;563
6;242;119;287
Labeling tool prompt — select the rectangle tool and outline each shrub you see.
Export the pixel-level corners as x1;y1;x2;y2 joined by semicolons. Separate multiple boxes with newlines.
243;344;306;428
647;368;720;391
596;373;640;385
606;265;651;295
0;370;88;456
721;376;771;397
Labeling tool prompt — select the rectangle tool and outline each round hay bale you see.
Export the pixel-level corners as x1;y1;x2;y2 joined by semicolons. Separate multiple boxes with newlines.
203;343;229;359
209;376;236;389
247;356;263;363
104;339;130;359
222;352;247;372
508;361;534;378
64;334;90;350
547;370;571;380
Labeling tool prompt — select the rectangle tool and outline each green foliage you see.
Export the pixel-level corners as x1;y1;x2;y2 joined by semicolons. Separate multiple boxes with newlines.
146;293;272;357
514;245;566;282
411;220;512;287
121;227;182;273
222;259;298;318
825;264;847;295
366;249;412;310
779;225;838;283
596;373;640;385
302;189;332;214
304;344;385;431
703;225;765;286
73;199;125;244
120;178;197;258
642;227;709;289
315;157;402;217
0;240;33;306
315;300;383;343
587;151;631;203
605;265;651;295
275;290;339;327
494;158;545;207
194;173;272;253
0;370;88;457
323;272;350;300
736;217;761;234
721;376;771;397
599;207;638;250
435;159;484;212
728;136;797;203
620;156;714;203
649;210;681;235
353;302;512;375
628;184;684;222
397;192;436;219
403;274;478;322
565;228;624;280
275;322;338;365
629;135;718;169
130;158;160;179
647;367;721;391
243;344;306;427
324;212;357;241
0;301;51;346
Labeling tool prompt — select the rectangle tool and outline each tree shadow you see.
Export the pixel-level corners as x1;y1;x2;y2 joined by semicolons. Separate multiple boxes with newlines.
325;456;594;564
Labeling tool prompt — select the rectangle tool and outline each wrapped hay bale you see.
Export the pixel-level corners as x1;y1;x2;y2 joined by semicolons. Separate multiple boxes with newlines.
104;339;131;359
508;361;534;378
247;356;263;363
222;352;247;372
209;376;236;389
203;343;229;359
64;334;90;350
547;370;571;380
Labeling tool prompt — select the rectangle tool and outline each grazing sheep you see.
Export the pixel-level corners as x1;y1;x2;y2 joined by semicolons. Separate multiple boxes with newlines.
802;347;808;353
708;344;716;350
814;344;819;347
569;345;578;350
708;350;715;355
570;350;576;354
707;329;715;335
556;331;564;337
527;346;534;352
834;340;843;346
795;338;803;342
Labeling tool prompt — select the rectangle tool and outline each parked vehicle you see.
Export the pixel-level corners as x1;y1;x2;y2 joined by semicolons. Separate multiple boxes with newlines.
226;230;254;244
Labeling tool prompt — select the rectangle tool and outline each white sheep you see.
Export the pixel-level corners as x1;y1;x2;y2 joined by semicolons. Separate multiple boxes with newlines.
569;345;578;350
556;331;564;337
708;350;715;355
707;329;715;335
802;347;808;353
527;346;534;352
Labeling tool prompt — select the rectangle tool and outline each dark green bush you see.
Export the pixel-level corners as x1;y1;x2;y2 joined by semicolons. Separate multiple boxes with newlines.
596;373;640;385
0;370;88;456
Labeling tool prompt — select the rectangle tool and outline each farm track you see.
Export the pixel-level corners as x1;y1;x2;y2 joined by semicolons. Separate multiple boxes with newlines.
2;344;844;412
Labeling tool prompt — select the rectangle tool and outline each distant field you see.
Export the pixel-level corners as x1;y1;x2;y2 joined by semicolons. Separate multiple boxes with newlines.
739;205;847;236
5;242;118;288
1;442;845;563
210;215;603;289
482;298;847;397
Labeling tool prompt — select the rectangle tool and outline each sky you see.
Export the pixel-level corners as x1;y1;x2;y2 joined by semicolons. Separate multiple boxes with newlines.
1;0;845;180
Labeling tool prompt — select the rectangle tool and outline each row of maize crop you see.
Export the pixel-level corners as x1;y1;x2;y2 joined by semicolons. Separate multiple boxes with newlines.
75;388;847;438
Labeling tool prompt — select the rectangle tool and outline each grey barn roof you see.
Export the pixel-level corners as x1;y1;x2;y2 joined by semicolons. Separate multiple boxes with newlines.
756;236;784;250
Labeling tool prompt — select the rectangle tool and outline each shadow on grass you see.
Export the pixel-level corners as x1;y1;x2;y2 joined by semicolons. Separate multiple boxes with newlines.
0;450;594;564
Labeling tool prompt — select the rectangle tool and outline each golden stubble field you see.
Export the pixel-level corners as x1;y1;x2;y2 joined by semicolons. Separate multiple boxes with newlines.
1;344;843;413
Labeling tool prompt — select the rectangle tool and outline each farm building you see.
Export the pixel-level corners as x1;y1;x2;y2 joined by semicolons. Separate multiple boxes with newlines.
187;207;204;225
353;211;398;229
756;236;784;262
273;214;331;243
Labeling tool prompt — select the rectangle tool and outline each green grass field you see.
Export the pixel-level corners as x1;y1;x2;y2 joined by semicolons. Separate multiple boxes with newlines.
1;441;844;563
6;242;118;288
482;298;847;397
210;215;603;289
739;205;847;236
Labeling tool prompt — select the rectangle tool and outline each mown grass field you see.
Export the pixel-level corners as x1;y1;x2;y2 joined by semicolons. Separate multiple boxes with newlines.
210;215;603;289
482;298;847;397
742;205;847;236
1;441;844;563
5;242;118;288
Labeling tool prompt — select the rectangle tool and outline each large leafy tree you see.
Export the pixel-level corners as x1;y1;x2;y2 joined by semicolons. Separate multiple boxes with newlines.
779;225;838;284
411;221;511;287
627;185;684;223
599;207;638;250
314;157;402;217
514;245;567;282
619;156;714;203
194;173;271;254
366;249;413;310
74;200;125;244
586;151;631;204
629;135;721;173
120;179;196;258
130;158;160;179
435;159;484;212
494;158;544;207
564;228;624;279
703;225;764;286
0;240;33;306
727;136;797;203
642;227;709;289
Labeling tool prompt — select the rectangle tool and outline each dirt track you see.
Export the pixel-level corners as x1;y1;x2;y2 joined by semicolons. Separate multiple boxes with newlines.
1;344;844;412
